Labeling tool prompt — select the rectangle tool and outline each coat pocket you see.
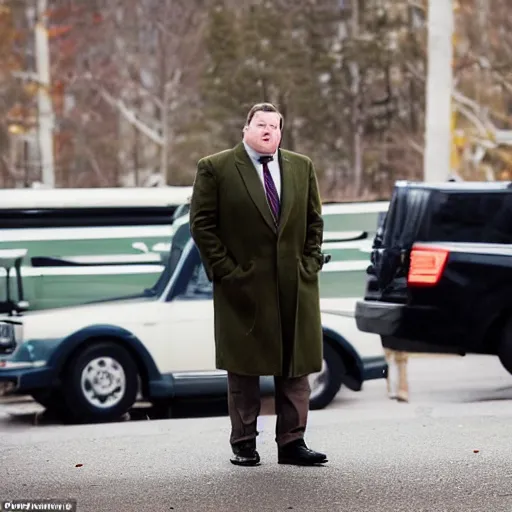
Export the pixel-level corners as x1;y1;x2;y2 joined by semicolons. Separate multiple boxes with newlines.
297;257;320;283
220;261;257;334
222;261;256;283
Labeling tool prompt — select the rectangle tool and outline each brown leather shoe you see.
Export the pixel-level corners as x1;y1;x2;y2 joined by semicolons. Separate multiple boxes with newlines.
278;439;328;466
230;440;261;466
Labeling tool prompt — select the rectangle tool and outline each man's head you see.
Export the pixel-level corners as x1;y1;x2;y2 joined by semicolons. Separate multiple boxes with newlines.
243;102;283;155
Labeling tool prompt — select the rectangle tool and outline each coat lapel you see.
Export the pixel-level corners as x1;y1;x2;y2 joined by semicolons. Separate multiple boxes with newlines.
234;142;277;232
277;150;294;235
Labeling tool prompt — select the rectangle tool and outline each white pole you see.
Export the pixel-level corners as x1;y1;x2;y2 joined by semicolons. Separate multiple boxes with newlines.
423;0;454;183
35;0;55;188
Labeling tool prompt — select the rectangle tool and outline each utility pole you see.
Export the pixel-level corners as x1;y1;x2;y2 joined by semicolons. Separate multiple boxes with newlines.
423;0;454;182
350;0;363;197
35;0;55;188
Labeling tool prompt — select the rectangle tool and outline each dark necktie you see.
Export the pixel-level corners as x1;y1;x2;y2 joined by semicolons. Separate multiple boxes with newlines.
259;155;280;224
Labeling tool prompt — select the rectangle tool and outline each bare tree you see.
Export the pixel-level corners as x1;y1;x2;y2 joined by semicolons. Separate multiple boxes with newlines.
79;0;207;185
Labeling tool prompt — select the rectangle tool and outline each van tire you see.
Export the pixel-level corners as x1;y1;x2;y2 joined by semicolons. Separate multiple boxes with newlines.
61;342;139;423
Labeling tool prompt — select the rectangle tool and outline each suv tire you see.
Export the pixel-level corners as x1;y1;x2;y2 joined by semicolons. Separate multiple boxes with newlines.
499;320;512;375
309;342;345;410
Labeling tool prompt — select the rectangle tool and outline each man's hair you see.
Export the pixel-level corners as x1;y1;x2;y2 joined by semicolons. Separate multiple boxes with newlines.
245;102;284;130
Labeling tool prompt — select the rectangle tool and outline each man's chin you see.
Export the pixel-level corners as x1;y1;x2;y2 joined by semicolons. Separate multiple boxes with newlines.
255;143;278;155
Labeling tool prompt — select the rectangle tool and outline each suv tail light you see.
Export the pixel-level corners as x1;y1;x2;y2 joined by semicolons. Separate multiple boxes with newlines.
407;246;449;286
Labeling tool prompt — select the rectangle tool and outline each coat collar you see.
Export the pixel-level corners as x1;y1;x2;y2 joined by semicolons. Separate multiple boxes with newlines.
234;142;294;234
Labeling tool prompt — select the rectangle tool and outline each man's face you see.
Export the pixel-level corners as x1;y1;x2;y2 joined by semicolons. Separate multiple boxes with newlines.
243;111;282;155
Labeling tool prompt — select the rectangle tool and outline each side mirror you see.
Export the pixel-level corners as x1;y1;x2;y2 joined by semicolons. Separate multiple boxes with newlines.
0;249;29;315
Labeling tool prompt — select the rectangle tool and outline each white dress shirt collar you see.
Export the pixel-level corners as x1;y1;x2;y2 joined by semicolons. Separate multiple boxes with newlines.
243;141;278;165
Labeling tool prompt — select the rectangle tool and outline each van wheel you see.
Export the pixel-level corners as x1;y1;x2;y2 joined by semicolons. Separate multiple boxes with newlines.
308;342;344;410
499;320;512;375
62;342;139;423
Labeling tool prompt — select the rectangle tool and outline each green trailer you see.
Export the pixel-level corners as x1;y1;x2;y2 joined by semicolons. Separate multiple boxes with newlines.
0;189;388;310
0;187;190;310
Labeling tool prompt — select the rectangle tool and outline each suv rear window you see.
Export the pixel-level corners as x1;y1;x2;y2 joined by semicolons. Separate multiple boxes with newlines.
428;192;512;244
382;186;512;248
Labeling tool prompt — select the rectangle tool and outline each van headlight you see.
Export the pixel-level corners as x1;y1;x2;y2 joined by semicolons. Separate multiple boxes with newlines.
0;322;16;353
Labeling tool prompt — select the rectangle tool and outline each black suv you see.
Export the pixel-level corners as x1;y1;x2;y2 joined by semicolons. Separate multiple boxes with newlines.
355;180;512;376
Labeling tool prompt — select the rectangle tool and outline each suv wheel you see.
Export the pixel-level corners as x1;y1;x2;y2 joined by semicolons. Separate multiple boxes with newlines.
308;342;344;410
499;320;512;375
62;342;139;423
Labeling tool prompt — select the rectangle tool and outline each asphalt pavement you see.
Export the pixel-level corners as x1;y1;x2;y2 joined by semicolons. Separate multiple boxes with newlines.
0;354;511;512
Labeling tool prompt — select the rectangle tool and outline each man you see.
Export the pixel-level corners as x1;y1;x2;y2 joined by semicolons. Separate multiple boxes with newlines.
189;102;327;467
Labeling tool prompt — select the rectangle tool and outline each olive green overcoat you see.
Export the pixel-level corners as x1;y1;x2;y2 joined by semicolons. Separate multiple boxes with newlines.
189;142;324;377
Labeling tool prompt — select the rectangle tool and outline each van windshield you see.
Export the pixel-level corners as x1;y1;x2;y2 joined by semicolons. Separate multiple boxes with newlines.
85;218;192;305
145;219;191;297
